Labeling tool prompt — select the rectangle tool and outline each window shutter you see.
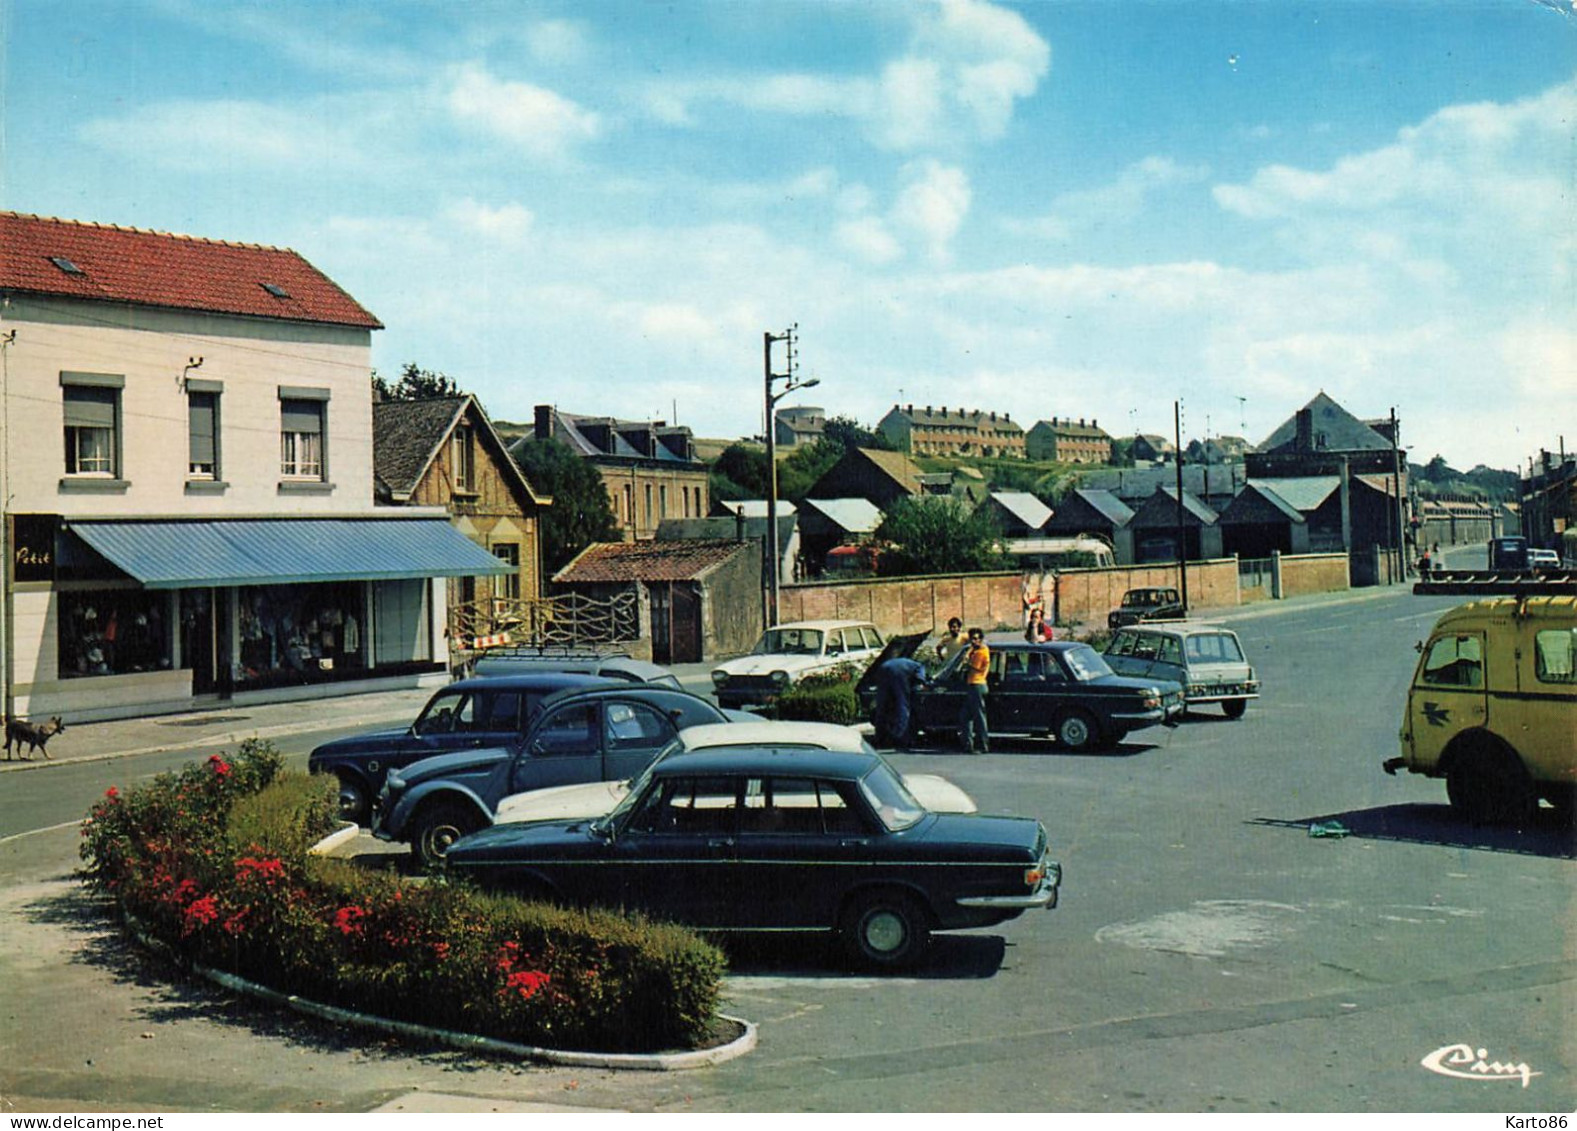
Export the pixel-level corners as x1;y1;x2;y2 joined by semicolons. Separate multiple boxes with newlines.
281;399;323;434
64;386;116;428
188;393;217;463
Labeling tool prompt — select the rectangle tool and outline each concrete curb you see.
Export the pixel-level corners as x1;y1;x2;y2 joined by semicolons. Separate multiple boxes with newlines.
125;919;757;1071
306;822;361;856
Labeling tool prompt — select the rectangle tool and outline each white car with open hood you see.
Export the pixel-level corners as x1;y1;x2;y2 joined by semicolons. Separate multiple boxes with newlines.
495;720;977;824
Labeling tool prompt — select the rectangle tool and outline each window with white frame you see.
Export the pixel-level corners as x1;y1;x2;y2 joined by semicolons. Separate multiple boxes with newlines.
493;543;520;600
280;396;325;479
452;424;476;492
62;377;121;477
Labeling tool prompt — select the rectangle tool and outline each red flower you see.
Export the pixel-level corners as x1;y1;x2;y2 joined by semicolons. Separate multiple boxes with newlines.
183;895;219;934
207;755;232;778
235;855;286;884
431;941;451;962
221;908;250;936
104;786;120;801
502;969;551;1000
333;905;366;936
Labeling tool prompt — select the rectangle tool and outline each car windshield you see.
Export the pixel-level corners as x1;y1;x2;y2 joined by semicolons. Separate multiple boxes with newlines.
858;762;925;831
1062;644;1116;681
1184;633;1245;663
754;628;824;655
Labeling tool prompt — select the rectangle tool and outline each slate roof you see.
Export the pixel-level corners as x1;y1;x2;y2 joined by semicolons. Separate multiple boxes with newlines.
1128;486;1219;528
373;395;546;505
1030;419;1112;440
532;407;700;466
0;212;381;328
1222;482;1307;524
554;539;752;584
1256;392;1392;454
885;405;1023;432
1069;488;1135;526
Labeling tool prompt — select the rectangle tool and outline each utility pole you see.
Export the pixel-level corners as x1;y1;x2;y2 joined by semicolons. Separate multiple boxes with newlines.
763;325;817;627
1174;399;1189;612
1390;407;1406;582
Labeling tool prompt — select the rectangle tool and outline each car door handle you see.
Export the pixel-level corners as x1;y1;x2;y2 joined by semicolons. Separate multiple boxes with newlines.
839;839;870;848
707;838;734;849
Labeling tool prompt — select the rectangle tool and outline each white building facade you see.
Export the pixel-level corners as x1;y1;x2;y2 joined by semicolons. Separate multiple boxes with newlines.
1;213;505;721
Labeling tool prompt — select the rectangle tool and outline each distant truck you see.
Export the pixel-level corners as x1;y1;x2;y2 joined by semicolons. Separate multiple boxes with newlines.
1385;578;1575;824
1487;535;1529;571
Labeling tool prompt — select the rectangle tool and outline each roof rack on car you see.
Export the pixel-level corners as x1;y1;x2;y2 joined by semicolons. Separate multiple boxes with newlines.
1413;569;1577;596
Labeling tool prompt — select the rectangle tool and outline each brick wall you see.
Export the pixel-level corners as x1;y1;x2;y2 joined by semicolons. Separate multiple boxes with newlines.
775;553;1351;641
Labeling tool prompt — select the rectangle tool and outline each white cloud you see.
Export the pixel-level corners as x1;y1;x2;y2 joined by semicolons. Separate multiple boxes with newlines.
641;0;1048;152
1008;156;1210;241
525;19;591;65
445;199;534;242
892;161;972;260
837;217;904;264
79;99;353;168
446;64;601;158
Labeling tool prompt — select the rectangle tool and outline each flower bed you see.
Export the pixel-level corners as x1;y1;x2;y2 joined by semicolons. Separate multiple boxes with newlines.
80;740;726;1053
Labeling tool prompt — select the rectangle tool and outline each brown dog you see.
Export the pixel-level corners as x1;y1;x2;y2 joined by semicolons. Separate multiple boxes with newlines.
4;716;65;760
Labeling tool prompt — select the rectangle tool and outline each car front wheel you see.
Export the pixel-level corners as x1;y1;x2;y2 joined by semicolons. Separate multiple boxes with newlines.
1056;709;1101;752
336;774;370;825
1222;699;1248;720
411;801;483;869
841;891;930;970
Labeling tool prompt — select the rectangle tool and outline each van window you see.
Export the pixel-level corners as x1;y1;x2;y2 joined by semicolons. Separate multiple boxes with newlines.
1534;629;1576;684
1420;634;1484;689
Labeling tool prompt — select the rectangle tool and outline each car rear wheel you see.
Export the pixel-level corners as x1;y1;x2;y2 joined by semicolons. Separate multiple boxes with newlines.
841;891;930;970
1446;740;1535;826
411;801;483;869
1055;709;1101;752
336;774;370;825
1222;699;1248;720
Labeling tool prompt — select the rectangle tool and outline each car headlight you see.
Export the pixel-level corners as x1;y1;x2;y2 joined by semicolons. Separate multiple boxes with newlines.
711;671;729;687
771;670;791;687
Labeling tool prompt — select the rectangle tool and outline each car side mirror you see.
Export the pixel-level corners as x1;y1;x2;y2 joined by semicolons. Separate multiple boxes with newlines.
1414;640;1424;654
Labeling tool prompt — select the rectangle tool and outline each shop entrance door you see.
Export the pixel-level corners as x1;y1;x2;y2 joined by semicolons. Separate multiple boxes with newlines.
182;589;217;696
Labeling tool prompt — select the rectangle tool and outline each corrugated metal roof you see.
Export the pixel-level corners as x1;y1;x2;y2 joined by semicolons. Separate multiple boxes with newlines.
1251;476;1341;512
68;518;506;589
987;491;1052;530
801;497;884;533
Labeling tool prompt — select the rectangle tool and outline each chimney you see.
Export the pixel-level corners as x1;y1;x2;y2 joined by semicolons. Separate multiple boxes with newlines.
1295;408;1313;451
534;405;553;441
907;403;914;414
735;510;747;543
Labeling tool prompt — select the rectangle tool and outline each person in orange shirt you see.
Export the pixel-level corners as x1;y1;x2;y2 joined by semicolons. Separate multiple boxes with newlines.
958;628;991;754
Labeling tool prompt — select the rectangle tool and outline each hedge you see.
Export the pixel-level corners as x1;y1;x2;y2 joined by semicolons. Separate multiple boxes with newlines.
79;739;726;1053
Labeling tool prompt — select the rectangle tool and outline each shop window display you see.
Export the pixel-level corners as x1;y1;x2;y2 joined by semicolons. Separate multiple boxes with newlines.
237;583;365;687
59;592;171;679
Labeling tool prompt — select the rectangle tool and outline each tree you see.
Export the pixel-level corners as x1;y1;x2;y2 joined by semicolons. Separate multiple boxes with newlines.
874;496;1007;577
823;414;893;451
511;438;621;574
708;443;769;503
373;362;460;401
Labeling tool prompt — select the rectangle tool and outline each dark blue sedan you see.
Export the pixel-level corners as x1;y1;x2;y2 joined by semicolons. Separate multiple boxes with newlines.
374;684;733;867
446;746;1061;969
308;672;611;823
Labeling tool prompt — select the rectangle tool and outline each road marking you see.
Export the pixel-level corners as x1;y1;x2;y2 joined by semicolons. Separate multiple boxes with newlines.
0;820;81;845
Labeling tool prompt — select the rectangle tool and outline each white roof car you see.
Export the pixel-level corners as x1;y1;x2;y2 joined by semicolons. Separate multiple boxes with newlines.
710;620;885;708
495;719;976;824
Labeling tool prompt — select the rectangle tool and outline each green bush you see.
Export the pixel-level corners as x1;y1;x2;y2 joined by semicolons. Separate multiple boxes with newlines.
776;680;860;724
80;740;726;1053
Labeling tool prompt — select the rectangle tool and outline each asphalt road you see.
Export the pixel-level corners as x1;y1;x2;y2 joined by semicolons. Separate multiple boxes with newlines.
2;588;1573;1113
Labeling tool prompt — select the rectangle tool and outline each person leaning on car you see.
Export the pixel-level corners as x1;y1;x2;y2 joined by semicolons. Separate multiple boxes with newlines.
935;617;968;664
958;628;991;754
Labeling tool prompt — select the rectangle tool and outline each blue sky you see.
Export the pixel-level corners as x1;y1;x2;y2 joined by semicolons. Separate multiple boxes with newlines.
8;0;1575;470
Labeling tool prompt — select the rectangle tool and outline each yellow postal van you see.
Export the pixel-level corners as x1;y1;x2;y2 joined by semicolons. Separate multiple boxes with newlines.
1387;592;1575;824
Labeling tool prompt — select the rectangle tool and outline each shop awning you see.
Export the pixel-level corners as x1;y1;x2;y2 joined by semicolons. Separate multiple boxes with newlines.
66;518;510;589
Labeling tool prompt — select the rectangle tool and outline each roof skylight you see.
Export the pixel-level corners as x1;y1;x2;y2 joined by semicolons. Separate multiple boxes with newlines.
261;282;290;298
50;256;84;275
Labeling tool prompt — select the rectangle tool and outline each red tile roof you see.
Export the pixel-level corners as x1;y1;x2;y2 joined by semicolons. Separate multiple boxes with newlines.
555;539;752;584
0;212;381;329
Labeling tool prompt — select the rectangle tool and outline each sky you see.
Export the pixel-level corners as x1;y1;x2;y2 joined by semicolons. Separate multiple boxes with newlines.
6;0;1575;472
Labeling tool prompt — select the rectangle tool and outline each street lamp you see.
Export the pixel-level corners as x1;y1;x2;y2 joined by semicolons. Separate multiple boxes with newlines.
763;326;818;626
